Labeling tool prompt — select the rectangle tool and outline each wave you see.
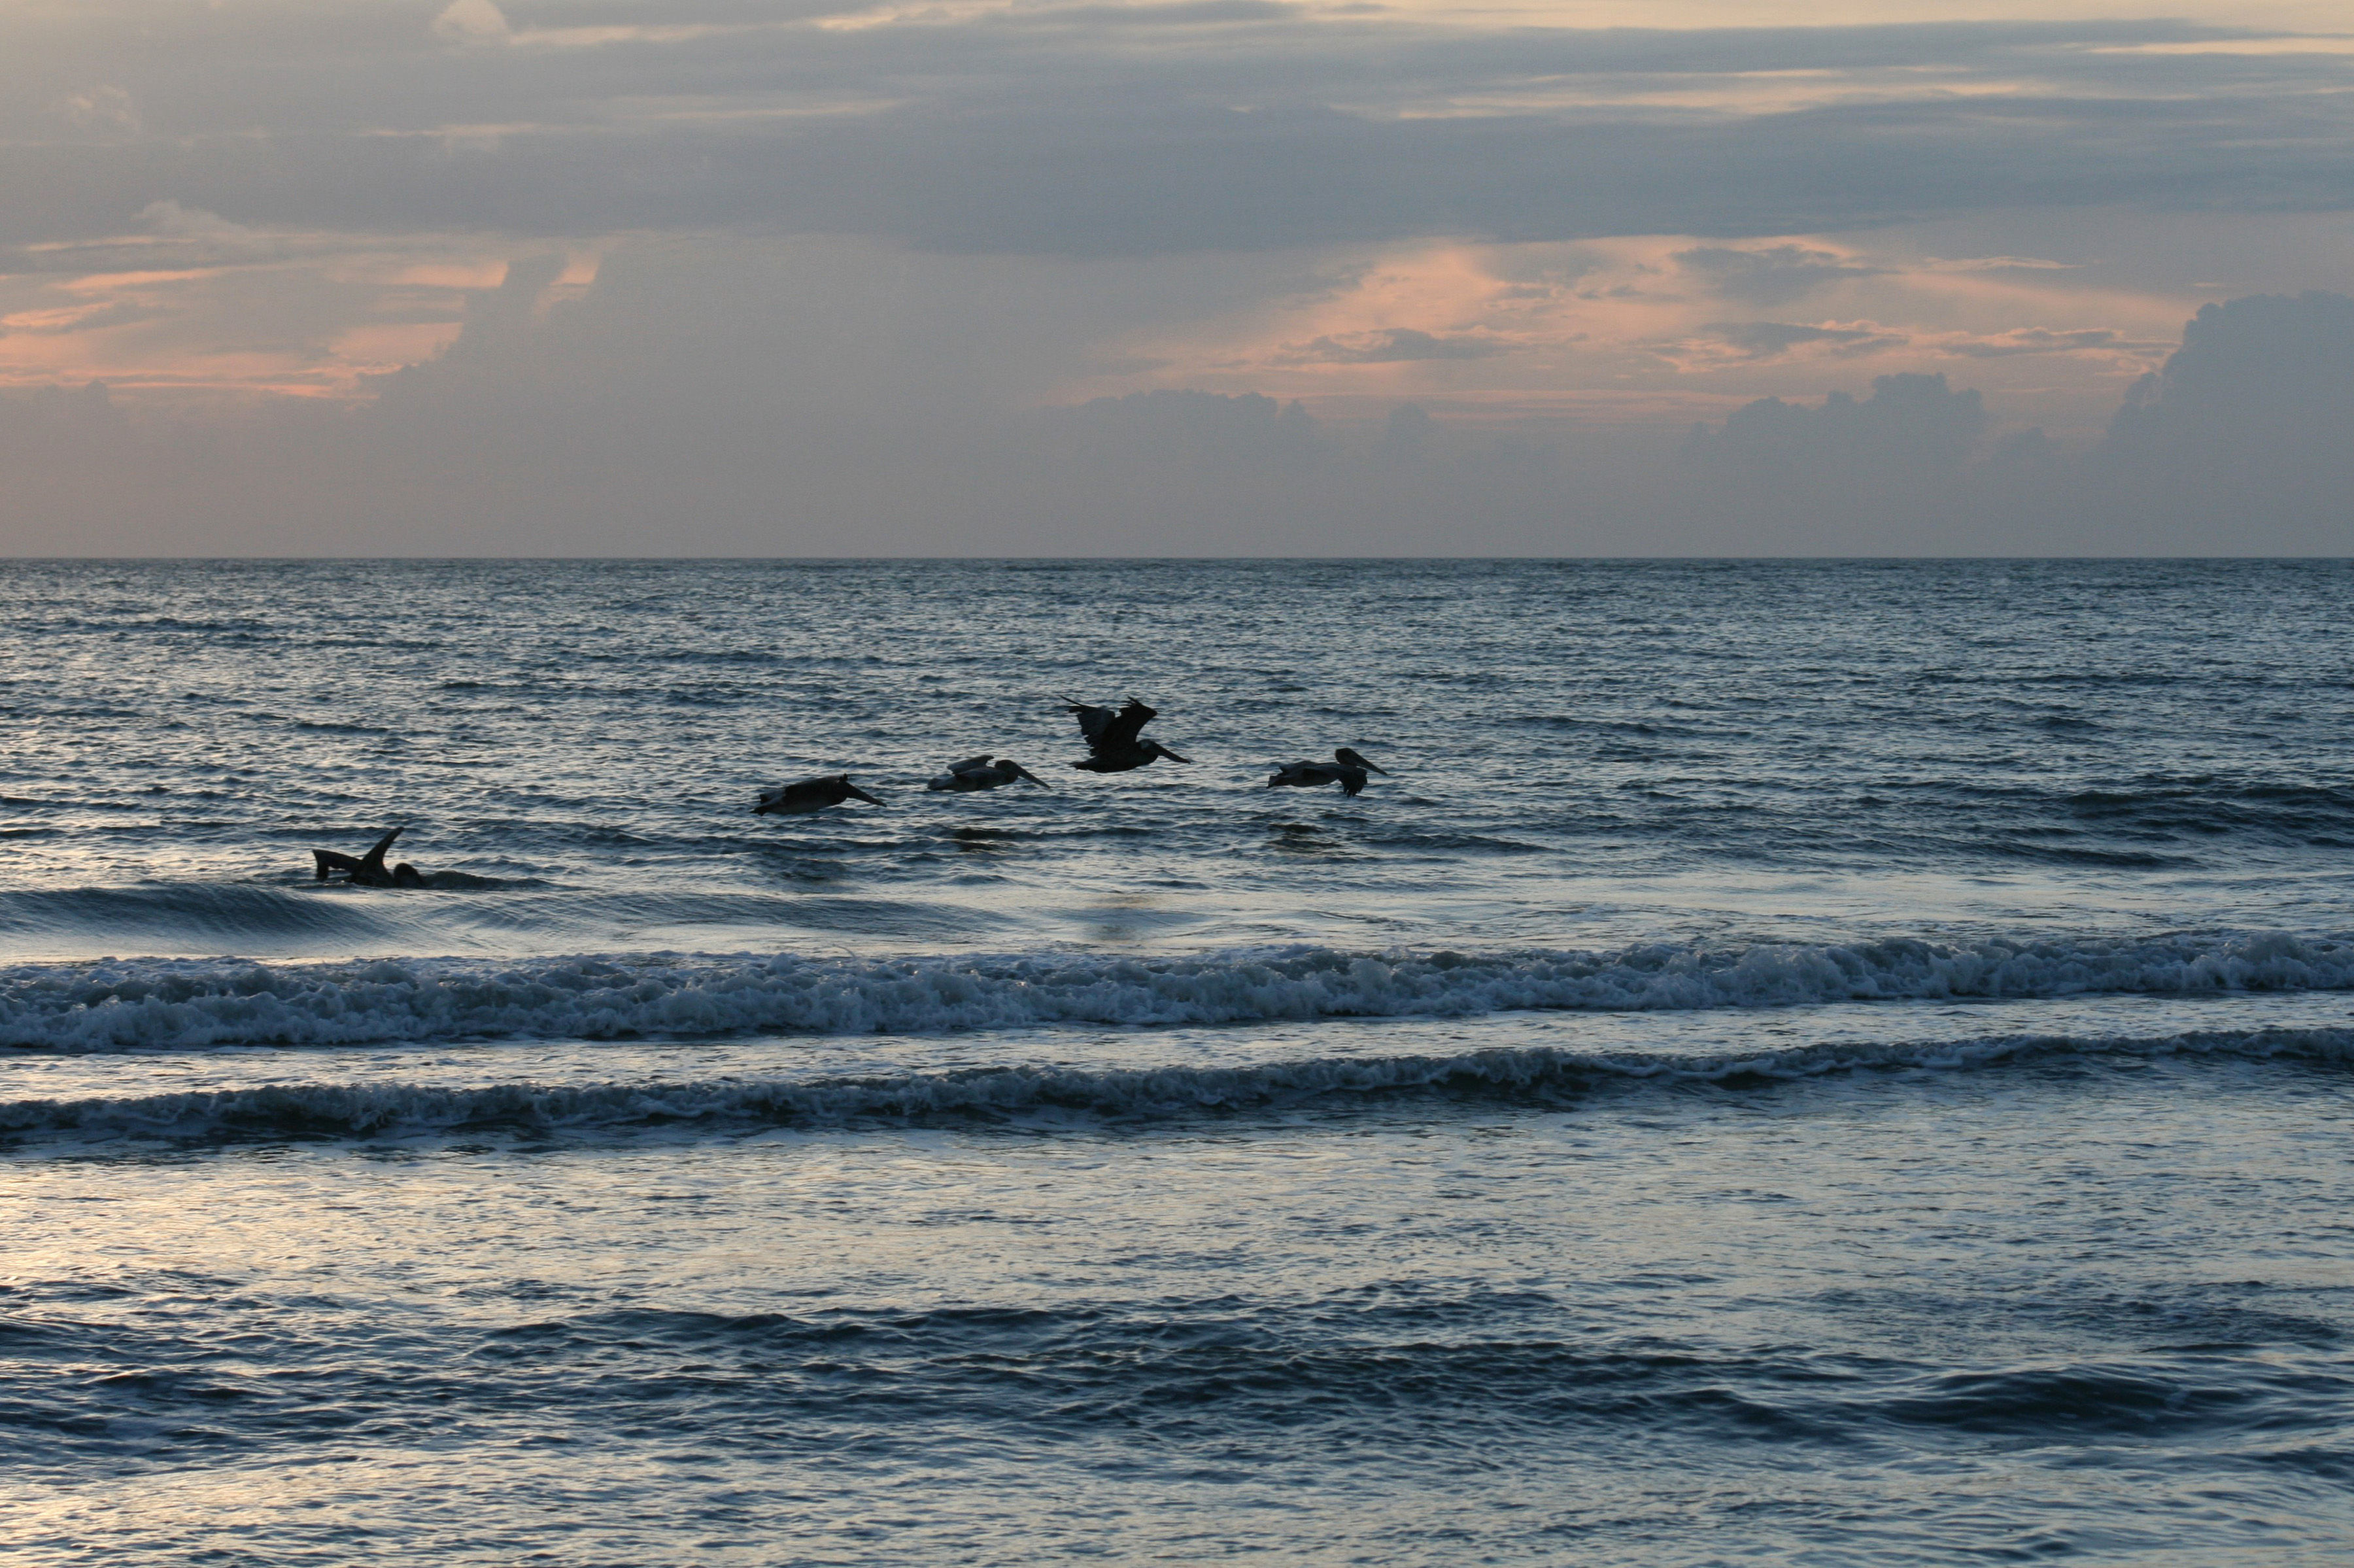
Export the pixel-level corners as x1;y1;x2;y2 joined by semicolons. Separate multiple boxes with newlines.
3;929;2353;1053
7;1024;2349;1145
1932;777;2354;849
0;885;402;946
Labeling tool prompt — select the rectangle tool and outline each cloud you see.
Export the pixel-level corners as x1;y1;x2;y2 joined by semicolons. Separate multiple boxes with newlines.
0;7;2346;558
1688;320;1909;362
432;1;511;46
61;84;139;135
1675;244;1885;305
1275;328;1511;364
1652;296;2354;553
3;11;2351;258
138;201;258;243
1663;372;2022;550
2107;291;2354;443
0;299;156;337
1930;326;2161;359
0;283;2344;558
2091;290;2354;551
1922;255;2083;273
1690;372;1987;466
1019;1;1306;27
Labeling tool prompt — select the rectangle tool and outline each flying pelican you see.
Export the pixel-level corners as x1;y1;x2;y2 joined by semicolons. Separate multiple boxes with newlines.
928;756;1053;792
1267;748;1389;798
312;827;427;887
754;775;884;815
1063;696;1191;774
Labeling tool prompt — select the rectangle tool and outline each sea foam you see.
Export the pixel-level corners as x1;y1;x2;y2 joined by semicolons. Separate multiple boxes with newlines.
3;930;2351;1053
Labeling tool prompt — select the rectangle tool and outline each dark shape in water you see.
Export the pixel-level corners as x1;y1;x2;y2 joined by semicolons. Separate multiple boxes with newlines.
311;827;426;887
755;774;885;815
1063;696;1191;773
928;755;1053;793
1268;748;1390;798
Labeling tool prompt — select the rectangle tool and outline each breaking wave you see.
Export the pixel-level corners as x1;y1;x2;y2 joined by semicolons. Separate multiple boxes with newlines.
4;929;2353;1053
7;1025;2350;1146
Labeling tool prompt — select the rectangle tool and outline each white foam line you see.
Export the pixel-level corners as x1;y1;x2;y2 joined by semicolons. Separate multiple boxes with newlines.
4;931;2351;1053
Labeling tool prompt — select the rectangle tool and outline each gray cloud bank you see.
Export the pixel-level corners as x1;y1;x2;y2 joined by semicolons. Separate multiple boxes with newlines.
4;278;2348;556
7;9;2354;258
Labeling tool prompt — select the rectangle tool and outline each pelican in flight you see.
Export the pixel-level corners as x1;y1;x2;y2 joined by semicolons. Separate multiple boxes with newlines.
313;827;427;887
1267;748;1389;798
754;774;883;815
928;756;1053;793
1063;696;1191;774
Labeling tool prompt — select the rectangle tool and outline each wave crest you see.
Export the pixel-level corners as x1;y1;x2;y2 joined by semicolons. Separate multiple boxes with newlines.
9;1026;2350;1145
3;929;2352;1053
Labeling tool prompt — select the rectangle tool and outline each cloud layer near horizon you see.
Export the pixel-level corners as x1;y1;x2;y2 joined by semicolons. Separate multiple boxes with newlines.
2;1;2351;553
4;275;2348;555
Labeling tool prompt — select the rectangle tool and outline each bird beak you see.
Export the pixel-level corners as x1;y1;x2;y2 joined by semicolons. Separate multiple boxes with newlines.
845;785;884;806
1154;744;1191;764
1016;766;1051;789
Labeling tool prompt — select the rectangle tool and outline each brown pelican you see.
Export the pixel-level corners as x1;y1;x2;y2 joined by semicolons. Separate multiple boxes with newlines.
312;827;427;887
754;775;883;815
1063;696;1191;774
1267;748;1389;798
928;756;1052;792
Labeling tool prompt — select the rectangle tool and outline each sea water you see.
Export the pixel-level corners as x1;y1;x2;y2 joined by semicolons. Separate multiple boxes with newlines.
3;558;2351;1564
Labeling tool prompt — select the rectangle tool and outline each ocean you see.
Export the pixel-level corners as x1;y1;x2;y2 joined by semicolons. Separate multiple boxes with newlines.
3;558;2351;1564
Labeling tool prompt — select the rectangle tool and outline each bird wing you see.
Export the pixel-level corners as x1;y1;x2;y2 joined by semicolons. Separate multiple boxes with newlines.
1095;699;1157;753
358;827;403;873
1063;699;1116;743
946;754;996;774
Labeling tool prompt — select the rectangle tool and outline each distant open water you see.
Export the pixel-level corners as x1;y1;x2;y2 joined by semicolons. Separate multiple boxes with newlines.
3;559;2353;1565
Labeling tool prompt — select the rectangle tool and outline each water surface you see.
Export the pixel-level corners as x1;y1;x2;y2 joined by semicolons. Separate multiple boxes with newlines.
4;560;2351;1564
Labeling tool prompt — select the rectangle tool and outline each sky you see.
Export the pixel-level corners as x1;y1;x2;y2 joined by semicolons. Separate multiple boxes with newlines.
1;0;2351;554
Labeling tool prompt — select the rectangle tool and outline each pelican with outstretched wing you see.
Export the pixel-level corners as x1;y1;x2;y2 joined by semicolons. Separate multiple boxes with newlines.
1063;696;1191;774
